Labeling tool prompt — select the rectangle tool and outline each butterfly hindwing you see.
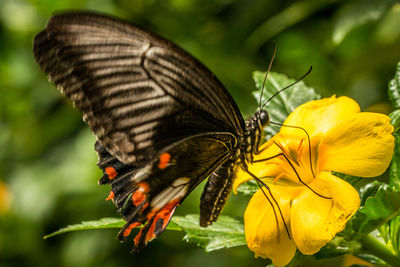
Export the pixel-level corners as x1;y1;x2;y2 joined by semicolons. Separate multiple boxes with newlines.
33;12;244;168
95;132;236;251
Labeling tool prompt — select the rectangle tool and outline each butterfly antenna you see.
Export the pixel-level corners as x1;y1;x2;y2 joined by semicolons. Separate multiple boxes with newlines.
261;65;313;110
258;42;277;110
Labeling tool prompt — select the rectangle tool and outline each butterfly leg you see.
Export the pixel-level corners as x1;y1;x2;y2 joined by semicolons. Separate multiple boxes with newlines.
241;161;291;239
254;138;277;155
253;144;331;200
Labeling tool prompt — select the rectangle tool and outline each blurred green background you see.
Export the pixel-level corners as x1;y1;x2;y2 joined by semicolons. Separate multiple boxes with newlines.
1;0;399;266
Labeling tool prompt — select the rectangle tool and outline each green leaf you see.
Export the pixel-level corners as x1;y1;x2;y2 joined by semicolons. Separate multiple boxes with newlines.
389;62;400;110
390;109;400;130
43;218;125;239
390;134;400;192
374;3;400;44
236;180;259;195
315;236;361;259
354;253;388;266
266;251;303;267
390;109;400;192
332;0;392;45
286;251;304;267
172;214;246;252
43;217;182;239
352;186;400;238
360;233;400;266
390;215;400;256
252;71;320;138
245;0;340;51
358;181;385;206
333;172;362;188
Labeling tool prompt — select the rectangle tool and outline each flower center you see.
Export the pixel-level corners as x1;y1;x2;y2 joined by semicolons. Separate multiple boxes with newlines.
265;134;317;185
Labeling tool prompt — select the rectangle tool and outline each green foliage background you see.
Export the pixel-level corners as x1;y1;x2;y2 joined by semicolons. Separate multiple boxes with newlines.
1;0;400;266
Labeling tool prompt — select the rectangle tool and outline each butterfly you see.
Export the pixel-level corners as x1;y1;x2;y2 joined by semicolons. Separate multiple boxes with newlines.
33;11;271;252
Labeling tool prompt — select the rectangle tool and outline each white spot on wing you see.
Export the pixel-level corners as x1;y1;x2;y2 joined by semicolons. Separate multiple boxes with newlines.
150;177;190;209
134;164;152;182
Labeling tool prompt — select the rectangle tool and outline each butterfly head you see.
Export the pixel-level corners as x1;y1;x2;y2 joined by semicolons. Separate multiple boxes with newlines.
256;109;269;129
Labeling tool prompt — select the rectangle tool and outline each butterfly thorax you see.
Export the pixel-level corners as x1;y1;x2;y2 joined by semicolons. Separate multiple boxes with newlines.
239;109;269;164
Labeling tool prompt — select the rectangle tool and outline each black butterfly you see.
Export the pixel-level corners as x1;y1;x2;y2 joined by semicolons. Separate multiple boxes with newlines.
33;12;270;251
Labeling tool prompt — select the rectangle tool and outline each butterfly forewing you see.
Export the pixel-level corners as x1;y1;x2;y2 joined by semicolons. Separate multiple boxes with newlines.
33;12;244;166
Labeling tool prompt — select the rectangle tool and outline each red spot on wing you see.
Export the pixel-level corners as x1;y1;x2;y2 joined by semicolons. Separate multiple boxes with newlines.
105;190;114;201
105;167;118;179
146;209;157;221
147;199;180;241
133;228;143;246
134;198;181;248
156;198;180;230
141;202;149;212
132;182;149;206
138;182;149;193
158;152;171;169
122;222;142;238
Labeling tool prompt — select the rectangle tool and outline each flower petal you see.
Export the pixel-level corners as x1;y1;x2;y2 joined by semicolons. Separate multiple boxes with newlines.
281;96;360;139
244;186;298;266
318;112;394;177
290;172;360;255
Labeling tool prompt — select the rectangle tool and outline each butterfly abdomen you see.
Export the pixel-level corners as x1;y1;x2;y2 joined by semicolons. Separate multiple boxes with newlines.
199;160;236;226
198;110;270;227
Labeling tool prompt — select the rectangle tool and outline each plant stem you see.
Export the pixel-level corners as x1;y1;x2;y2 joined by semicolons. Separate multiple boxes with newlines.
361;234;400;266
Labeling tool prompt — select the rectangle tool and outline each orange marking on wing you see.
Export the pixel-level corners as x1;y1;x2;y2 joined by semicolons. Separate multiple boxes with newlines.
141;202;149;212
146;209;157;221
145;198;181;242
134;227;143;245
132;182;150;206
137;182;149;193
105;167;118;179
146;223;157;242
105;190;114;201
158;152;171;169
132;191;146;206
122;222;142;238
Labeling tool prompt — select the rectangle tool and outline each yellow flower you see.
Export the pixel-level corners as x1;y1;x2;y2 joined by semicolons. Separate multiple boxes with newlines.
234;96;394;266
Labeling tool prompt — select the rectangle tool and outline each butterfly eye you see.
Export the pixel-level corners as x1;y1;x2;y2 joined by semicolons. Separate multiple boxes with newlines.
259;110;269;126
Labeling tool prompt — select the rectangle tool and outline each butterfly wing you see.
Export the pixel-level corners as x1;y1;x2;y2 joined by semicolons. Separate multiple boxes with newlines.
96;132;236;251
33;12;245;168
33;12;246;249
